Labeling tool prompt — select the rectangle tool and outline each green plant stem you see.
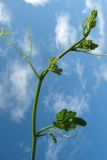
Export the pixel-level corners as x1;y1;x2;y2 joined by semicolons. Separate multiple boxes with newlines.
37;125;54;135
57;36;85;60
57;30;91;60
31;137;37;160
31;78;43;160
37;133;49;137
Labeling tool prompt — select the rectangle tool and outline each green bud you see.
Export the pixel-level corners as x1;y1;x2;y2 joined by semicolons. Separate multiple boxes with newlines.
82;10;98;36
91;10;97;19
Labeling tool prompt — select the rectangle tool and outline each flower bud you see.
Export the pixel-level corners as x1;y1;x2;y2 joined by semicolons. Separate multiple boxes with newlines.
91;10;97;18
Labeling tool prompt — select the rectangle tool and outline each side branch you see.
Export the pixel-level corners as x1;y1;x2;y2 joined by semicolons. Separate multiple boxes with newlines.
57;36;87;60
36;125;54;136
1;36;40;78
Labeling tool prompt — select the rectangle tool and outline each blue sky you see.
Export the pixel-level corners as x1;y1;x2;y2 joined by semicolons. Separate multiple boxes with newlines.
0;0;107;160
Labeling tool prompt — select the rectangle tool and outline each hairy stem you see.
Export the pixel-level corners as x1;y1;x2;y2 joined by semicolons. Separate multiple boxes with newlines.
31;78;43;160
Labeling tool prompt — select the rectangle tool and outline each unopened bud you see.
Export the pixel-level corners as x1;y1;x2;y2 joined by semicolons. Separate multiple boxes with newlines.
91;10;97;18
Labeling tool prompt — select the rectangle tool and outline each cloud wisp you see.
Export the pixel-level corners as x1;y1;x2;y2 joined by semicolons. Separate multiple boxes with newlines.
0;61;34;122
75;60;86;89
94;63;107;91
45;138;63;160
0;1;11;25
44;91;89;116
9;62;33;122
55;12;77;49
22;0;50;6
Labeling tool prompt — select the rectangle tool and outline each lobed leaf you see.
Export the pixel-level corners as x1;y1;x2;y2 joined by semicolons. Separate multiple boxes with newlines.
53;108;87;131
79;39;98;51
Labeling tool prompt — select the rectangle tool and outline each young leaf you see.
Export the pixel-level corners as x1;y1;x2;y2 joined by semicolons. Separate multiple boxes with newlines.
48;57;63;75
78;39;98;51
53;108;87;131
56;109;76;121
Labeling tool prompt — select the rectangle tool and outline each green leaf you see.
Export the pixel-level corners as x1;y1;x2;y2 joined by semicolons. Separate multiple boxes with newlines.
53;109;86;131
56;109;76;121
48;57;63;75
79;39;98;50
72;117;87;126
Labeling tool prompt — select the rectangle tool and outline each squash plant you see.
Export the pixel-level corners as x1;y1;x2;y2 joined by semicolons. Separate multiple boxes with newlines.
0;10;107;160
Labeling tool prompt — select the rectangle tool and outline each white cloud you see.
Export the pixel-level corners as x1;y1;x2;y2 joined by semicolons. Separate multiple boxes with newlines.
76;61;84;80
85;0;97;8
57;59;86;86
59;61;72;76
45;131;91;160
45;139;63;160
9;62;33;121
55;12;77;49
22;0;50;6
0;1;11;25
44;91;89;116
19;142;31;154
98;64;107;81
94;63;107;90
76;60;86;89
0;61;33;122
9;62;31;100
